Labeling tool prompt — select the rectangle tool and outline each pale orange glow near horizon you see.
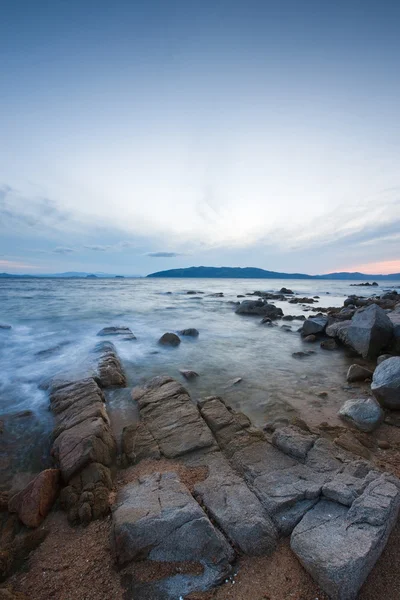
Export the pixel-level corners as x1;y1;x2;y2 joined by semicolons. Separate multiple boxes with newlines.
0;259;40;271
348;259;400;275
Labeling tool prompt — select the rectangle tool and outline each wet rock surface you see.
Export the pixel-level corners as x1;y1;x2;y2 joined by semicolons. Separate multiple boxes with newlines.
93;341;127;387
49;378;116;523
158;332;181;346
235;300;283;318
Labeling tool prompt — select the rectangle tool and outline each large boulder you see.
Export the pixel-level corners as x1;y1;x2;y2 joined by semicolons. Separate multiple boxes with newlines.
301;316;328;337
112;472;234;597
291;475;400;600
338;398;383;432
235;300;283;319
347;304;393;359
371;356;400;409
8;469;60;527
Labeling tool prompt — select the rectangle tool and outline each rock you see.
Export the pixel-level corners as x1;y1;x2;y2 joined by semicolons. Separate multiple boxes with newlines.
301;316;328;336
49;378;117;483
371;356;400;409
317;391;328;398
377;354;393;365
132;376;215;457
121;422;161;465
179;369;199;380
326;320;352;345
78;502;92;524
97;326;136;340
93;341;127;387
0;325;11;330
320;339;338;350
338;398;383;432
235;300;283;319
8;469;60;528
112;472;234;593
282;315;295;321
334;432;371;459
292;351;315;359
158;332;181;346
272;426;317;460
303;334;316;343
346;364;374;383
291;475;400;600
377;439;391;449
194;456;277;556
347;304;393;359
178;328;199;337
289;297;316;304
279;288;293;294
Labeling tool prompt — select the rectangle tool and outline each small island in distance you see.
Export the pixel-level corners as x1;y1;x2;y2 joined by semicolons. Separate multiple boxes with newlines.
146;266;400;280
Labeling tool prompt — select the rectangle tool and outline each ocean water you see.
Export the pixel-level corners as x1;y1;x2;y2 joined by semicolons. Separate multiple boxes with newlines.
1;277;399;480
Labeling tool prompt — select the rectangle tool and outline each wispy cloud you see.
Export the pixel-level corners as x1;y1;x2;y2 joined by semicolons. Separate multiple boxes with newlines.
146;251;183;258
84;245;112;252
52;246;75;254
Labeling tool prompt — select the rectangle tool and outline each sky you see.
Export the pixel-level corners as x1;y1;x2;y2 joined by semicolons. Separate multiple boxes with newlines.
1;0;399;276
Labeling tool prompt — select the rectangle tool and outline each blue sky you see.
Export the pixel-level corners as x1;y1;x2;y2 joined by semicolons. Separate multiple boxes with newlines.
1;0;399;275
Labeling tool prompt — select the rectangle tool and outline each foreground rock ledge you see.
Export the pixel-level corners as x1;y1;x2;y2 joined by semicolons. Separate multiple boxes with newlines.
112;375;400;600
49;377;117;523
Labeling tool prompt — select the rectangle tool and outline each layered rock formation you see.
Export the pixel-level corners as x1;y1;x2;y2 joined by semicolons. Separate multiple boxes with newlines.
111;376;400;600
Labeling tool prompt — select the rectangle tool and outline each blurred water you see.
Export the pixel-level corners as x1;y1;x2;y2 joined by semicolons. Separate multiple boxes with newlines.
0;277;398;480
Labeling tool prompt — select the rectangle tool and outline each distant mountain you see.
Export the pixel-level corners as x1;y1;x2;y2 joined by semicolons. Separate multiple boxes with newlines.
147;266;400;280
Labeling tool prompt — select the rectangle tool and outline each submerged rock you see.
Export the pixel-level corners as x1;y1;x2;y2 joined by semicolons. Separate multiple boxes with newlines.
97;326;136;340
0;324;12;330
158;332;181;346
179;369;199;380
371;356;400;409
338;398;383;432
347;304;393;359
178;328;199;337
320;339;338;350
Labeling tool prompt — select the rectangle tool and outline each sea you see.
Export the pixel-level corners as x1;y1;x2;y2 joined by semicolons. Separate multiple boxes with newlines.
1;277;399;481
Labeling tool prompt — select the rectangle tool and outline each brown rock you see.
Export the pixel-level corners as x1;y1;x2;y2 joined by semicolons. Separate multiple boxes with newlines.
377;440;391;449
8;469;60;528
334;432;371;459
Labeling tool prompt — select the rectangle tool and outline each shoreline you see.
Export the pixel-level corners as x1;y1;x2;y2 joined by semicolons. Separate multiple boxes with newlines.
1;285;400;599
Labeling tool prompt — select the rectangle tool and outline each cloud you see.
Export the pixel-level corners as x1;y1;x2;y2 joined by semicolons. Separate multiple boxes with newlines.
146;252;183;258
52;246;75;254
84;245;112;252
0;259;40;270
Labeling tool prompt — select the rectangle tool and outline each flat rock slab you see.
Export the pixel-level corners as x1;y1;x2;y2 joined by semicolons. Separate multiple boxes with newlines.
112;471;233;597
132;376;215;458
291;475;400;600
194;455;278;555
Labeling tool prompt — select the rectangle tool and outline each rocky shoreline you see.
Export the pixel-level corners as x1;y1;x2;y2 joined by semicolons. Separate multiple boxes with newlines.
1;287;400;599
